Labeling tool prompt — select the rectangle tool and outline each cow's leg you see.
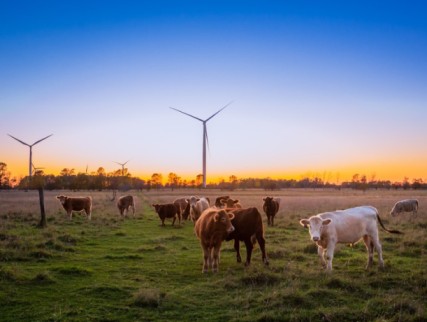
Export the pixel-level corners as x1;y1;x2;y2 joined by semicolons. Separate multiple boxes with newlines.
268;215;271;226
271;215;274;227
201;244;210;273
177;213;181;225
317;246;326;268
256;233;269;265
363;235;374;269
131;204;135;217
234;239;242;263
324;244;335;271
68;211;72;220
243;238;254;266
172;215;176;226
371;233;384;268
212;244;221;272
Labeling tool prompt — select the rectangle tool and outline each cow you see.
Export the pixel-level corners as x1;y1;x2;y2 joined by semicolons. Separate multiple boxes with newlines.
390;199;419;217
221;198;242;209
299;206;402;271
56;195;92;220
262;197;281;226
194;208;235;273
117;195;135;217
152;203;180;226
215;195;230;208
173;198;189;220
226;207;269;266
190;197;210;223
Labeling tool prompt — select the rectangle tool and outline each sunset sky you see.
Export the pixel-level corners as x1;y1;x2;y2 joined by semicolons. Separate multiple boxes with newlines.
1;1;426;183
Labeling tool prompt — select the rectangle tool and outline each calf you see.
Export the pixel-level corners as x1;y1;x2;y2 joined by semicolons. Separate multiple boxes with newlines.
194;208;235;273
221;198;242;209
190;197;210;223
56;195;92;220
117;195;135;217
299;206;402;271
390;199;419;217
173;198;189;219
152;203;180;226
226;207;269;266
262;197;281;226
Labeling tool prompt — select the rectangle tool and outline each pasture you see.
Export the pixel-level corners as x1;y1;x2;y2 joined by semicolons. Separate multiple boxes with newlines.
0;189;426;321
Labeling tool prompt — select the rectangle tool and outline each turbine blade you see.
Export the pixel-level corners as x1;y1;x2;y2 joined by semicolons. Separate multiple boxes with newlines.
32;134;53;146
205;101;233;122
169;107;203;122
8;134;30;146
123;160;130;166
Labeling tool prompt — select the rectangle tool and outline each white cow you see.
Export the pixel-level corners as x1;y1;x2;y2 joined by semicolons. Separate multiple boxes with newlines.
190;197;210;223
390;199;419;217
299;206;402;271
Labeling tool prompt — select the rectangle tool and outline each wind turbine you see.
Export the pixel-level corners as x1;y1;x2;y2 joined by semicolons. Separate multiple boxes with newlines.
170;102;232;188
8;134;53;182
113;160;129;176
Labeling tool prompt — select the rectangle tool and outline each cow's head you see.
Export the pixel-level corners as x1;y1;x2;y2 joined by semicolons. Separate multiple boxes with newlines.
152;204;162;213
299;216;331;242
215;196;229;208
56;195;67;205
214;210;235;233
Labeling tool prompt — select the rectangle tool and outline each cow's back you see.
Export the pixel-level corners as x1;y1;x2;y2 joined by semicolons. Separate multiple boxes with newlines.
228;207;264;240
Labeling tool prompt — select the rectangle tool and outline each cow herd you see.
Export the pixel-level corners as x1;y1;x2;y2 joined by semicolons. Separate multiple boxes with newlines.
55;194;419;273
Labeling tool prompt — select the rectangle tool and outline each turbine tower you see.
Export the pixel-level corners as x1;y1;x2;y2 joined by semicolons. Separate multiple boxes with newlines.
170;102;232;188
113;160;130;176
8;134;53;182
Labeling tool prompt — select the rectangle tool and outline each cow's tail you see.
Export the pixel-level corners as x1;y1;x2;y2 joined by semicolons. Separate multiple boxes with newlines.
376;213;403;234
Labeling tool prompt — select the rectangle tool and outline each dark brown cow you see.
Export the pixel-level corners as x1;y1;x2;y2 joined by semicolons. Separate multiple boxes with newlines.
173;198;189;220
215;195;229;208
56;195;92;220
262;197;281;226
152;203;180;226
194;208;235;273
117;195;135;217
226;207;269;266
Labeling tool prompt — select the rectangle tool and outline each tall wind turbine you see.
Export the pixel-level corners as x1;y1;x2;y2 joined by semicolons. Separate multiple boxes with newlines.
8;134;53;182
170;102;232;188
113;160;129;176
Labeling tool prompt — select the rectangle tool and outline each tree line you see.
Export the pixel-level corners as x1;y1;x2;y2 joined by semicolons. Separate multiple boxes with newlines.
0;162;426;191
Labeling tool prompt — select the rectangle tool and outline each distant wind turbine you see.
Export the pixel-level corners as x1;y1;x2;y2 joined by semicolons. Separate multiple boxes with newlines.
170;101;232;188
113;160;130;176
8;134;53;182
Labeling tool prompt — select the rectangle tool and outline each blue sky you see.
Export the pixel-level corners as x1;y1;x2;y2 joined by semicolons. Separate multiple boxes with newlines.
1;1;426;183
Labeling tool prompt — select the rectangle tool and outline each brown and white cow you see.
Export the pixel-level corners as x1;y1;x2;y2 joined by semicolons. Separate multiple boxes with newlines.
173;198;189;220
226;207;269;266
152;203;180;226
194;208;235;273
56;195;92;220
390;199;419;217
215;195;230;208
221;198;242;209
190;197;210;223
262;197;281;226
117;195;135;217
299;206;402;271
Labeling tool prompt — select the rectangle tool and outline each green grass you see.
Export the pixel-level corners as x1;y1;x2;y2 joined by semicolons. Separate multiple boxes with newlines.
0;189;426;321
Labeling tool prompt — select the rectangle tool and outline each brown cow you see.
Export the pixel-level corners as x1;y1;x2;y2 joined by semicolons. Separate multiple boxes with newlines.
56;195;92;220
226;207;269;266
194;208;235;273
221;198;242;209
262;197;281;226
173;198;189;219
117;195;135;217
215;195;229;208
152;203;180;226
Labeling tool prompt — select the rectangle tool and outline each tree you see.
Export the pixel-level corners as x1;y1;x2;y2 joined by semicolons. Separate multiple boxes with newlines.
196;174;204;188
168;172;179;191
151;173;163;190
0;162;11;189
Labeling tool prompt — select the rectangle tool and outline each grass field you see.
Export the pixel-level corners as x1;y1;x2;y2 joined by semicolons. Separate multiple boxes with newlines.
0;189;426;321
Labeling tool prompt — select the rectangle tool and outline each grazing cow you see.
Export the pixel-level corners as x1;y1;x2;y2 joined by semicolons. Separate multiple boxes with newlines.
226;207;269;266
299;206;402;271
390;199;419;217
56;195;92;220
221;198;242;209
190;197;210;223
262;197;281;226
117;195;135;217
173;198;189;219
152;203;180;226
215;195;230;208
194;208;235;273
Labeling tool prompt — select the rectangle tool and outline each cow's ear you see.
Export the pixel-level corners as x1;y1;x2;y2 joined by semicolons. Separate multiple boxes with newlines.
214;213;220;222
299;219;310;228
228;213;235;220
322;219;332;226
196;198;200;201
